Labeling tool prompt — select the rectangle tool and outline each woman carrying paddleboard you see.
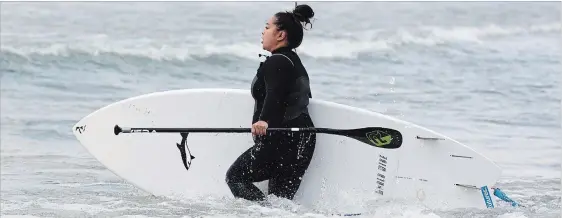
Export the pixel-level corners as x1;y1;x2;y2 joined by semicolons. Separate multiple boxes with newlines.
225;4;317;202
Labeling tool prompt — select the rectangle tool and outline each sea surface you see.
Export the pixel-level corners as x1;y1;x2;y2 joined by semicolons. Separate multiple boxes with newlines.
1;2;560;218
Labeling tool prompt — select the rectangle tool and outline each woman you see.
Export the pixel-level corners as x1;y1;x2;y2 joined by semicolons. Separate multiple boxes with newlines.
225;4;317;202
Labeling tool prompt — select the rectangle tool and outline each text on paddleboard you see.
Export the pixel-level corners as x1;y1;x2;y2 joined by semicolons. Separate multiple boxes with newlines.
376;154;387;195
131;129;157;133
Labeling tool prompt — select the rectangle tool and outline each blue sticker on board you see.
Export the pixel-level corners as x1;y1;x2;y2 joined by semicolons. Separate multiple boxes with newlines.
481;186;495;208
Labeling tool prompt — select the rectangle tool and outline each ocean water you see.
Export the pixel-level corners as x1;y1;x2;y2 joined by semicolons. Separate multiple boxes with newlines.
1;2;560;218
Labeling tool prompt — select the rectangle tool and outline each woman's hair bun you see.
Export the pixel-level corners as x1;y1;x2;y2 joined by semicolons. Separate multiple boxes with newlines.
293;4;314;23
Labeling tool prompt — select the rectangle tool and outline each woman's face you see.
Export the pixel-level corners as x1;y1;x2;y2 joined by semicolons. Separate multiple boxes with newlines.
261;15;284;52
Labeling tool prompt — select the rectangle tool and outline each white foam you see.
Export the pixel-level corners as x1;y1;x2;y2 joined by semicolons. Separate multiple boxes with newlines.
38;202;109;215
497;212;529;218
0;216;44;218
0;201;34;211
114;216;163;218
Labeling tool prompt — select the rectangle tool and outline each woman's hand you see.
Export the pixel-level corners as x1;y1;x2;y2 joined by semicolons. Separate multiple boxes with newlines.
252;120;269;136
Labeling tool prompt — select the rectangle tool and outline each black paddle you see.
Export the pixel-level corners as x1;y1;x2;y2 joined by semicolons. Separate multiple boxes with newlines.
113;124;403;149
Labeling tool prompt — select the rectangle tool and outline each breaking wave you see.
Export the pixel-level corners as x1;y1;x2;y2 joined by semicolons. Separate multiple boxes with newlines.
1;23;559;61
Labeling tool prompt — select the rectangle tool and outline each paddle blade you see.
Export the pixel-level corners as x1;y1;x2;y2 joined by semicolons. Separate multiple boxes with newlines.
341;127;403;149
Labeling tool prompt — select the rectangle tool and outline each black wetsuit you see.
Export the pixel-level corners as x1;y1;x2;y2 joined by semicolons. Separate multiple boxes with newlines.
225;46;316;201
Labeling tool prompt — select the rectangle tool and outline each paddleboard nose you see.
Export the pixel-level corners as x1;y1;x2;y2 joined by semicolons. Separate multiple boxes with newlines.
72;120;87;140
72;114;93;145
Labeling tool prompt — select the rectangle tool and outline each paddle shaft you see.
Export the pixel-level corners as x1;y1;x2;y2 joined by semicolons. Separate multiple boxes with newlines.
116;126;337;135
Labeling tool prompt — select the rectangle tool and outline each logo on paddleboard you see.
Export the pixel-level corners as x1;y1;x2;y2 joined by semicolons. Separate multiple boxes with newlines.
75;125;86;134
481;185;495;208
176;132;195;172
366;131;393;147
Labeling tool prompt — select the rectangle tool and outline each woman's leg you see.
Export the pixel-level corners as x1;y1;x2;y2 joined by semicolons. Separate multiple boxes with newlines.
225;137;275;201
268;115;317;200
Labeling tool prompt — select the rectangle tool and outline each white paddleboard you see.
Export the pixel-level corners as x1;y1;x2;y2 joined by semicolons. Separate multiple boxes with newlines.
72;88;501;214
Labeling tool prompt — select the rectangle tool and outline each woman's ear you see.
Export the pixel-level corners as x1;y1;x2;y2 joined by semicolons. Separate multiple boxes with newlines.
277;31;286;42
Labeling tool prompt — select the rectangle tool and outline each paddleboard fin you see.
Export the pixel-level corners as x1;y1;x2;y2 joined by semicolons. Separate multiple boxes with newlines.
492;187;521;207
176;132;195;171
